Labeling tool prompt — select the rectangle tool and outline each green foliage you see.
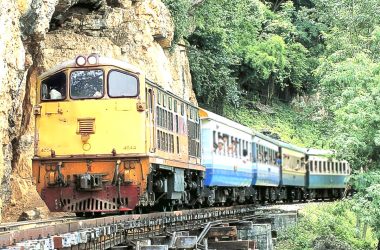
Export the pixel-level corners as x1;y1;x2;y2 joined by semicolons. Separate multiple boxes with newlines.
223;100;330;148
312;0;380;58
187;0;263;109
304;2;380;242
185;0;318;109
276;202;377;250
163;0;380;245
242;35;311;100
188;48;239;112
350;171;380;243
162;0;380;245
162;0;193;46
243;35;288;86
316;53;380;169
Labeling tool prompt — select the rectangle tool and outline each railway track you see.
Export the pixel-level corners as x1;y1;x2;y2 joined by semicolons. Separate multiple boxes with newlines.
0;201;309;249
0;205;264;249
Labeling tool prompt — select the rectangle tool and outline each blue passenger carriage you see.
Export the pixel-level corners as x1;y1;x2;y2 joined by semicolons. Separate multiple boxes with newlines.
306;149;350;199
199;109;253;205
252;133;281;201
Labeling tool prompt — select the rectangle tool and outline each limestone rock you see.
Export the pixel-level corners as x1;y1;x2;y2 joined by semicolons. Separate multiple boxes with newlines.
0;0;196;223
18;207;47;221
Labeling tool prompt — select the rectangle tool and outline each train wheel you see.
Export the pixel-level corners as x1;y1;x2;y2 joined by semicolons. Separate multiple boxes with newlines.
161;205;167;212
85;212;93;217
176;204;184;210
160;203;174;212
75;212;84;217
137;207;143;214
269;188;277;203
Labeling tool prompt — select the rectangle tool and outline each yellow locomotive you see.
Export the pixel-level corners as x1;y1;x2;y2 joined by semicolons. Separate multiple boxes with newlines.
32;54;203;215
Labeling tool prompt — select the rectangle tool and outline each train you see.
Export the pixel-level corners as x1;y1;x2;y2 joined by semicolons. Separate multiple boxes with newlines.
31;54;350;216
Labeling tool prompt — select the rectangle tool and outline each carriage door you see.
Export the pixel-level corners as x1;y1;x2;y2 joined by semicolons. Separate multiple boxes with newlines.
147;88;155;152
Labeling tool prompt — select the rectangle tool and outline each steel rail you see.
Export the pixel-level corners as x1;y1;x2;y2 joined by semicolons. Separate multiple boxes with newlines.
0;217;79;234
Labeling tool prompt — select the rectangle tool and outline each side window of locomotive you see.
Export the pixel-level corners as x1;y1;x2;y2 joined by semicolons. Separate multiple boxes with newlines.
71;70;104;99
174;100;178;113
181;103;185;116
41;72;66;101
108;70;138;97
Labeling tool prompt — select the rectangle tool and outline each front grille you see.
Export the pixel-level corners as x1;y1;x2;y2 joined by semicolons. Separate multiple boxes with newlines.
64;197;128;211
77;118;95;134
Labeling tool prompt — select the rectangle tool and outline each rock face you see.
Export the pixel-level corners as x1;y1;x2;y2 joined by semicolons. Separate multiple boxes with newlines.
0;0;196;222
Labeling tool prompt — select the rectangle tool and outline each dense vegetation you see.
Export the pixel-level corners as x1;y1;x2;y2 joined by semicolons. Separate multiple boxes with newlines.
163;0;380;248
277;202;377;250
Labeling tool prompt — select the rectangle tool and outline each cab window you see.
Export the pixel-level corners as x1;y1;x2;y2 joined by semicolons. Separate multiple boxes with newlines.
70;69;104;99
108;70;138;97
41;71;66;101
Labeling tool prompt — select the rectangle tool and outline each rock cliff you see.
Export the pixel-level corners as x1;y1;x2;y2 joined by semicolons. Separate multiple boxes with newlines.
0;0;196;222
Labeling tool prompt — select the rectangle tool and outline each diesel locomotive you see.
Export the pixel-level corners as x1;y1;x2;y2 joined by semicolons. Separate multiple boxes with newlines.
32;55;350;216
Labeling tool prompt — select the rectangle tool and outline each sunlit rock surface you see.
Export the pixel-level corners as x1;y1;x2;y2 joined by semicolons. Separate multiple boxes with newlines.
0;0;195;222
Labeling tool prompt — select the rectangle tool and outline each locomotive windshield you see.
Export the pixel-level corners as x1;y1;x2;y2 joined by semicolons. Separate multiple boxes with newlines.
108;70;138;97
41;71;66;101
70;69;104;99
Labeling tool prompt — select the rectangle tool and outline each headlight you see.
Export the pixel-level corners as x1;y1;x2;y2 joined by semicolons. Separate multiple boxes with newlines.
76;55;86;66
87;54;98;65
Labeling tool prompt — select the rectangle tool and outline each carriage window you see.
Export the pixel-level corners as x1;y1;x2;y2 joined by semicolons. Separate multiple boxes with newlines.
309;161;313;172
71;70;103;99
108;70;138;97
343;163;346;174
41;71;67;101
319;161;322;172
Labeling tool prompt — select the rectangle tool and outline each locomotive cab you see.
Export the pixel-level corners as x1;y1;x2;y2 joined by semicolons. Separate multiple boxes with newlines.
32;55;204;215
32;55;147;215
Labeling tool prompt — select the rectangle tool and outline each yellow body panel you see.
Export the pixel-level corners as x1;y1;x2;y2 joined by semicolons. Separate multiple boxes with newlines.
37;99;146;157
282;148;306;172
282;168;306;175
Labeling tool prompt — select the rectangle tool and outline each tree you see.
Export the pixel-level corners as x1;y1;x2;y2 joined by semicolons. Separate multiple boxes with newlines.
186;0;316;110
351;171;380;249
